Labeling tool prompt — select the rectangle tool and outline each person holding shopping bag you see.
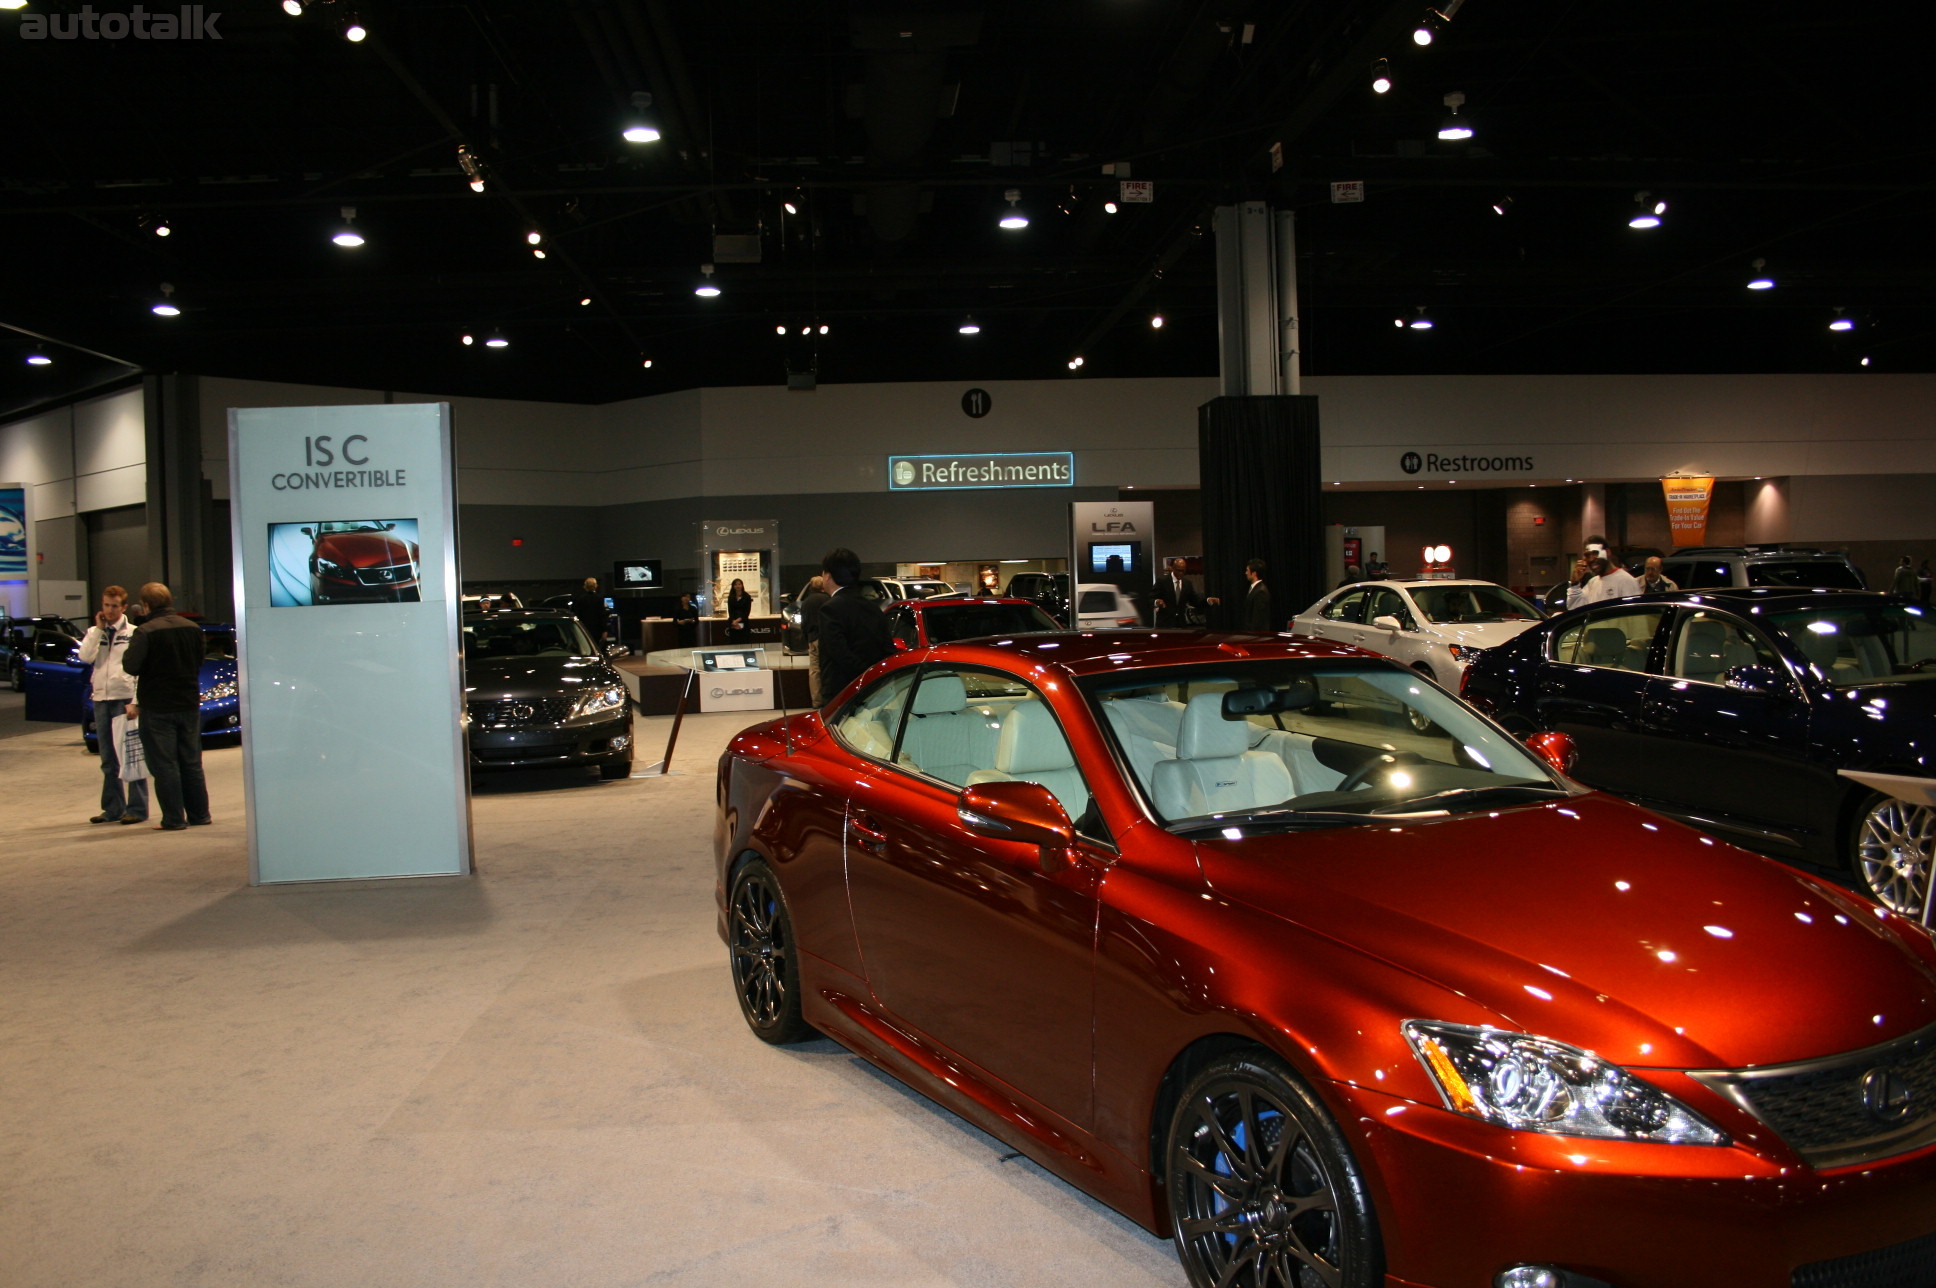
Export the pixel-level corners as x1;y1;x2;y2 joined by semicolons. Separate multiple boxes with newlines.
78;585;149;825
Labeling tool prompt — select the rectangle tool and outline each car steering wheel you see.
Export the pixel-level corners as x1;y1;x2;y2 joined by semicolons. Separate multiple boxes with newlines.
1338;751;1427;793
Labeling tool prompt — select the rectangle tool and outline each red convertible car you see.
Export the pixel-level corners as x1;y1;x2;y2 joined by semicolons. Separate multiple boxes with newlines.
305;519;421;603
714;632;1936;1288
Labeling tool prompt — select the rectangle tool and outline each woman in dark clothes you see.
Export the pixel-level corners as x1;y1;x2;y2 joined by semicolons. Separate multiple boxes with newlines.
725;578;754;643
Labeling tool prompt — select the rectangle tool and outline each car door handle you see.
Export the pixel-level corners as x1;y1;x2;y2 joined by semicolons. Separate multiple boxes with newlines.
850;812;887;852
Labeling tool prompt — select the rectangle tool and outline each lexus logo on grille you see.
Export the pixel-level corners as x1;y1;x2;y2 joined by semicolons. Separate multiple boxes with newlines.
1861;1068;1915;1124
511;703;535;721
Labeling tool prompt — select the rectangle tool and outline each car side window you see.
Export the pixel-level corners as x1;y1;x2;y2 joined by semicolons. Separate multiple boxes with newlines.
1368;588;1412;628
885;608;916;646
1550;607;1666;672
1668;611;1782;685
897;666;1096;828
1323;590;1368;622
830;668;917;761
1683;561;1735;589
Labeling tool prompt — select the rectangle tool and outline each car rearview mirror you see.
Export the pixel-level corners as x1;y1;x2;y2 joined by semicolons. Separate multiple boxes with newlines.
1222;681;1317;719
1372;614;1404;632
958;781;1074;872
1524;730;1578;774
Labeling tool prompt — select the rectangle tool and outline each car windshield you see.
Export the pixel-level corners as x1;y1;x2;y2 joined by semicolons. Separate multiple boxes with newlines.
1410;585;1542;624
919;602;1061;643
1084;660;1573;832
463;616;595;659
203;630;236;659
1078;590;1118;612
1749;560;1864;589
316;521;393;534
1772;603;1936;685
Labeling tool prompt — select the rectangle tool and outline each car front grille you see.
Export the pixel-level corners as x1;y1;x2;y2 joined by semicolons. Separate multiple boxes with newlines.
355;562;414;586
1792;1229;1936;1288
469;696;573;726
1693;1023;1936;1169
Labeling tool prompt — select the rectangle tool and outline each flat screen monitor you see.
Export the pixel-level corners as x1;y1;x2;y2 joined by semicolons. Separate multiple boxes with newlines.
614;559;664;589
268;518;423;607
1087;541;1141;575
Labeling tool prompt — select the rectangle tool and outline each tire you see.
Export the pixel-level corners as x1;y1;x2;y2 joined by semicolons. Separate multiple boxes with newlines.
727;859;815;1044
8;658;21;692
1165;1050;1382;1288
1850;792;1936;917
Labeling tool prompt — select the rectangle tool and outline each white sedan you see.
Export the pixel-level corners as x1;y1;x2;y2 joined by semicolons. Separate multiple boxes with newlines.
1292;579;1546;688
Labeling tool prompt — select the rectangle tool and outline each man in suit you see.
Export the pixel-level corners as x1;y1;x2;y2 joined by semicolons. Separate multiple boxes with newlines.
1151;557;1205;627
814;547;892;704
570;577;608;646
1242;558;1273;632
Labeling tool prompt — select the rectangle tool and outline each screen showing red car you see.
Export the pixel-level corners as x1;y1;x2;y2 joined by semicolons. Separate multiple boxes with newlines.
268;518;423;606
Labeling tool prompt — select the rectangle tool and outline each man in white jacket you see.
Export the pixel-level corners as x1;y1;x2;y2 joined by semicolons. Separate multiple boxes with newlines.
77;584;148;825
1583;556;1642;604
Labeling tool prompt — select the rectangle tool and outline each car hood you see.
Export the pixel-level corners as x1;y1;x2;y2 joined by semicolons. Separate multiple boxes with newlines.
465;654;615;700
319;531;414;567
1423;617;1543;649
1195;792;1936;1070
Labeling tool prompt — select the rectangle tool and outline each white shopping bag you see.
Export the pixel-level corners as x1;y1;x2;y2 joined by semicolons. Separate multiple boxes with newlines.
112;713;149;783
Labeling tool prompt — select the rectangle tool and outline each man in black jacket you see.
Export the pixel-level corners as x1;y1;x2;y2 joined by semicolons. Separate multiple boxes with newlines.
814;548;891;704
1151;557;1205;627
1242;558;1274;632
123;582;210;831
570;577;608;646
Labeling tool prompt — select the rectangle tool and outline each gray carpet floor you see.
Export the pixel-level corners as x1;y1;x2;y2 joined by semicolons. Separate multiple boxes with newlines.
0;710;1180;1288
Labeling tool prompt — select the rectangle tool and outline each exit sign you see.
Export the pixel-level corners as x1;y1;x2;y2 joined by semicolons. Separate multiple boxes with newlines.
1119;180;1154;203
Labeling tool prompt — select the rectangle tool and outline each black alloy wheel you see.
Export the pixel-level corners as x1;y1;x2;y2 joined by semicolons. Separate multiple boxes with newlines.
727;859;814;1044
1851;792;1936;918
1166;1051;1382;1288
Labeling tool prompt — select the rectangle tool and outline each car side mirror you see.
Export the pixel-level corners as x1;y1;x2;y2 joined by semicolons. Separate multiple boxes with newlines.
383;522;396;530
890;636;911;652
1372;614;1404;632
958;781;1074;873
604;643;630;660
1525;730;1578;775
299;527;313;537
1724;664;1785;696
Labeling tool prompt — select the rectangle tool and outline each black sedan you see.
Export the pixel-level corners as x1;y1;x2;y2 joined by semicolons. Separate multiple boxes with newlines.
463;610;633;779
1461;588;1936;913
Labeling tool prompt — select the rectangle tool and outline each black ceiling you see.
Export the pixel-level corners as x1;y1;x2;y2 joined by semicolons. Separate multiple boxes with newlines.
4;0;1928;413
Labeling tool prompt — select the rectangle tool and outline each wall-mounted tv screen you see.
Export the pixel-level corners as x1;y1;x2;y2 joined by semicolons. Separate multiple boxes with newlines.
1086;541;1142;574
614;559;664;589
269;519;423;606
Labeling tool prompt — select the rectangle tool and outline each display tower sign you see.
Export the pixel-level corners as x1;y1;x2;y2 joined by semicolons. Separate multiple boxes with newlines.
228;403;470;884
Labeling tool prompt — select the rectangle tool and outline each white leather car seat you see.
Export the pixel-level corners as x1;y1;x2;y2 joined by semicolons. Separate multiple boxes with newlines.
965;700;1088;818
1151;692;1295;820
897;674;1000;785
1102;693;1186;789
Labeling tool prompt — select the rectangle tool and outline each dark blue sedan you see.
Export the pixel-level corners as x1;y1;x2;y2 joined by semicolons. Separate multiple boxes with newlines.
24;623;241;748
1461;588;1936;914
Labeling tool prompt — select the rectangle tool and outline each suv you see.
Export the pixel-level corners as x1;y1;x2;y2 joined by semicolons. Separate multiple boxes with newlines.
1004;572;1071;625
1658;546;1866;592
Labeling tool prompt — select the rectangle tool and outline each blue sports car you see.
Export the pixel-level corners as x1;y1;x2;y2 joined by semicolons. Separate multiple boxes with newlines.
23;622;241;748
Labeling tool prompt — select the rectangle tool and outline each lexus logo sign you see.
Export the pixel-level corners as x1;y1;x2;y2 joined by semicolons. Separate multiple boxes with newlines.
1862;1068;1916;1125
1401;452;1423;474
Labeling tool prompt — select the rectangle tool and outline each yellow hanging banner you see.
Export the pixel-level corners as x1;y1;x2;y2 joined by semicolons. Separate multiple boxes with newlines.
1661;476;1716;547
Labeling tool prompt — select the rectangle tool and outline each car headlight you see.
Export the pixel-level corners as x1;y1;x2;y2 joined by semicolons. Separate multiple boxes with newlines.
200;680;237;704
1446;643;1485;663
569;684;627;720
1402;1020;1727;1145
315;557;352;580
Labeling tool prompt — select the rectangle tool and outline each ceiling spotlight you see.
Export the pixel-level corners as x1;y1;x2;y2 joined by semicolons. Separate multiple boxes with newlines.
783;200;799;215
775;324;787;336
694;264;721;298
1371;58;1392;94
1860;356;1872;367
342;14;366;41
1628;190;1667;229
959;316;981;335
818;324;829;335
622;91;662;144
526;231;542;246
1828;309;1854;332
641;356;654;369
1401;305;1434;330
579;297;591;306
1150;314;1165;329
457;145;486;193
1437;91;1473;141
1067;355;1085;370
281;0;303;13
998;188;1029;230
152;283;181;317
1490;195;1512;216
800;326;810;336
1746;257;1775;290
0;1;29;9
461;333;474;346
25;351;52;367
153;217;172;237
484;331;509;349
531;248;546;259
1103;200;1119;214
331;206;365;248
1413;22;1434;44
